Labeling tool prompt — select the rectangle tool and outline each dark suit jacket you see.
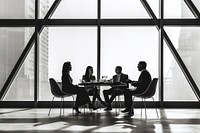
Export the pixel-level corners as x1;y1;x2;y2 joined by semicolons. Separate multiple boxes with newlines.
113;73;129;88
131;69;151;93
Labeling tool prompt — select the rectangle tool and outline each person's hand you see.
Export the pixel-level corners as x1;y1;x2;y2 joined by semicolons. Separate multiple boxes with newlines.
131;81;136;86
126;79;132;83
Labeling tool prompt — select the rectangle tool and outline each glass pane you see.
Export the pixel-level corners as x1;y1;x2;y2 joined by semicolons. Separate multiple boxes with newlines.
0;0;35;19
101;27;159;101
164;42;197;101
165;27;200;94
40;0;50;18
51;0;97;19
164;0;194;18
101;0;150;18
164;27;198;101
39;27;97;101
148;0;159;18
0;27;34;93
4;45;35;101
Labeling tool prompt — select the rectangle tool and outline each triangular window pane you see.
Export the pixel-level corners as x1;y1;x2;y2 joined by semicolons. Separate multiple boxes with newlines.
101;0;151;18
148;0;159;18
165;27;200;95
51;0;97;19
164;41;197;101
165;0;195;18
4;45;35;101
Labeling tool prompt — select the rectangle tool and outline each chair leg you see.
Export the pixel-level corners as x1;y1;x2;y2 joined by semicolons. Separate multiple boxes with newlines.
72;95;75;114
118;95;121;113
115;95;120;115
48;97;55;116
60;97;63;117
143;98;147;120
62;97;65;115
141;98;143;118
152;97;159;118
115;97;117;115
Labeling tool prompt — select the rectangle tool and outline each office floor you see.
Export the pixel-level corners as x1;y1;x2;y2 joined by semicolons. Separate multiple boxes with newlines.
0;108;199;133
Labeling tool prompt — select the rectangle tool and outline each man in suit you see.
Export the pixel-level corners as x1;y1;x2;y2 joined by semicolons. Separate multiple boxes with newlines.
121;61;151;116
103;66;129;111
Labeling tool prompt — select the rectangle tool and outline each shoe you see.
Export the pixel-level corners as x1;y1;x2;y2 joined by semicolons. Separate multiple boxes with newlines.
127;109;134;116
73;107;81;114
89;105;98;110
104;106;112;111
121;108;129;113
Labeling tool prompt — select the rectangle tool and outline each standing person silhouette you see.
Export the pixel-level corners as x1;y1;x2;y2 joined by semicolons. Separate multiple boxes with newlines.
61;62;96;113
122;61;151;116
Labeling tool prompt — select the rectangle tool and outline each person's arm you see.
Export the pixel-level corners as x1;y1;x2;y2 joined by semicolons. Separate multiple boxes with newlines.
113;75;117;82
124;74;129;88
131;71;149;87
82;75;86;83
92;75;96;81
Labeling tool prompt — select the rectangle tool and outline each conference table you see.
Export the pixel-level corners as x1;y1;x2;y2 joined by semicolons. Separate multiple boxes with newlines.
78;81;127;115
78;81;127;87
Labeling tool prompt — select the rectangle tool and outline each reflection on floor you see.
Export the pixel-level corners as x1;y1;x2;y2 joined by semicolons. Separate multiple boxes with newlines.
0;108;200;133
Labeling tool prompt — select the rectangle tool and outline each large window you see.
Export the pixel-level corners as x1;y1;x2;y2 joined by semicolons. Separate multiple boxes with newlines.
0;27;34;101
164;27;200;101
0;0;200;106
39;27;97;101
101;26;159;100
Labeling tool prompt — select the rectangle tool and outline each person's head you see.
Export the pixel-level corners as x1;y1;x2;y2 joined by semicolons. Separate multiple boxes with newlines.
115;66;122;74
62;61;72;75
137;61;147;71
85;66;93;76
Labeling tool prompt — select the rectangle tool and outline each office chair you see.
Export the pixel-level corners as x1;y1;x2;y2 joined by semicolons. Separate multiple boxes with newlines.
48;78;75;117
131;78;159;119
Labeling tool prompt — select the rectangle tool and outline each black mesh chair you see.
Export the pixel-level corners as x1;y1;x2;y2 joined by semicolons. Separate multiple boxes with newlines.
131;78;159;119
48;78;75;117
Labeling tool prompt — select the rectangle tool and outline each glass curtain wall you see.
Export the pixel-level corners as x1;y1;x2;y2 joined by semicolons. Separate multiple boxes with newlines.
0;0;199;104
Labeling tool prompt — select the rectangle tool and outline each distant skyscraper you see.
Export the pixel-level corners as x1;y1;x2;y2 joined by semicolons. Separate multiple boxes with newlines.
0;0;49;100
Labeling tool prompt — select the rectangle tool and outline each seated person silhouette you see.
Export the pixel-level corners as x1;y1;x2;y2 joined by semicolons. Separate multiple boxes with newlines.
61;62;96;114
103;66;129;111
122;61;152;116
82;66;107;107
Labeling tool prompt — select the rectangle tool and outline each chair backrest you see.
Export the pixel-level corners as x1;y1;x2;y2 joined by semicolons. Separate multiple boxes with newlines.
49;78;65;97
141;78;158;98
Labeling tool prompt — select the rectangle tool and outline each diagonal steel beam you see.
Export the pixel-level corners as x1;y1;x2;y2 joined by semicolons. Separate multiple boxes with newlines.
184;0;200;18
141;0;200;100
0;0;62;100
140;0;160;29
